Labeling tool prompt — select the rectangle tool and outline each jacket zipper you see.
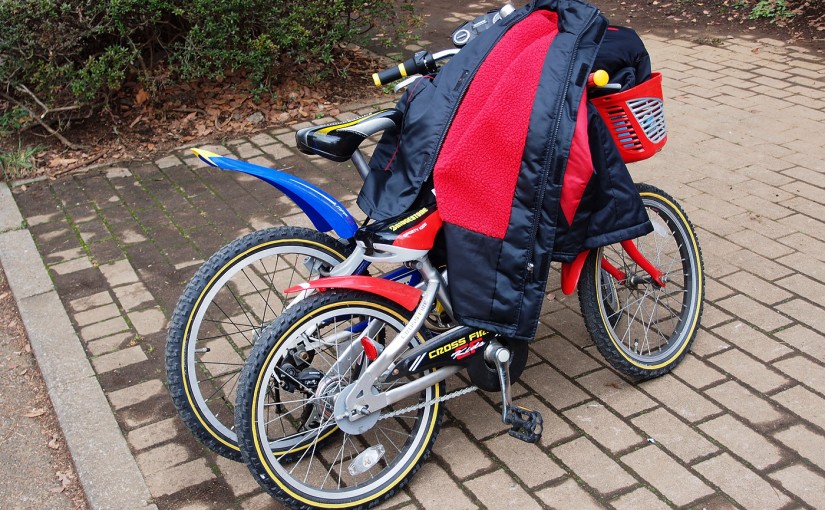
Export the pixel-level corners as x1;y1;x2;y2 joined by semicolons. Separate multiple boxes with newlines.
525;10;600;282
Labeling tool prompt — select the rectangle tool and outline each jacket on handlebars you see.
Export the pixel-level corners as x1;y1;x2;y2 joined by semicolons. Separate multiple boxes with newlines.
358;0;652;341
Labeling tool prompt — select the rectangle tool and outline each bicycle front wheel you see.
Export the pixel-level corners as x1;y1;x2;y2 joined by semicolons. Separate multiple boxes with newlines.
236;290;443;510
165;227;349;460
578;183;704;379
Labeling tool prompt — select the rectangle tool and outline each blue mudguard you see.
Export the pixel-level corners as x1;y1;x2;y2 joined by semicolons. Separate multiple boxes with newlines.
192;149;358;238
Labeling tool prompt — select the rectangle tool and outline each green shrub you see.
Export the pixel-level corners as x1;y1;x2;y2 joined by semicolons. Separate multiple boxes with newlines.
749;0;796;21
0;0;415;134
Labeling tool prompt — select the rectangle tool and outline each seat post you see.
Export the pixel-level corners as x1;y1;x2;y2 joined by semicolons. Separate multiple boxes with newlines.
351;149;370;181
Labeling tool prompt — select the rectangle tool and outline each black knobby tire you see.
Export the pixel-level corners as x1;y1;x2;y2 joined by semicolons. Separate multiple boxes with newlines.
236;290;444;510
578;183;704;379
165;227;349;460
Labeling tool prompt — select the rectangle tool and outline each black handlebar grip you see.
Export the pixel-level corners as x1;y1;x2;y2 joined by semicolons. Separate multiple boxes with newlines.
373;51;437;87
372;62;409;87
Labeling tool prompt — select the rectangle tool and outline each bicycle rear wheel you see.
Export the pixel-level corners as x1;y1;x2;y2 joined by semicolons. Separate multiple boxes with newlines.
578;183;704;379
165;227;349;460
236;290;443;510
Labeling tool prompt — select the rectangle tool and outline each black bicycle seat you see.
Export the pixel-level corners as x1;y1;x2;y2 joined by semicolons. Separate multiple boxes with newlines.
296;109;402;162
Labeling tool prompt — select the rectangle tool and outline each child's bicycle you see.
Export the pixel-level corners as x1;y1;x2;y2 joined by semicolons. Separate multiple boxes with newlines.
229;19;704;510
166;6;702;495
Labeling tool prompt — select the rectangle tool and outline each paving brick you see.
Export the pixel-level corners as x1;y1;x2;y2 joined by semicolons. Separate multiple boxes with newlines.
699;415;784;470
535;479;603;510
530;336;600;377
144;457;215;498
552;437;636;494
108;378;164;410
486;434;563;488
773;385;825;430
709;349;788;393
445;392;507;440
136;442;190;476
520;364;589;410
726;228;795;260
91;345;148;374
707;380;785;426
640;375;720;423
215;455;258;497
622;446;713;507
128;307;167;336
73;302;121;327
68;290;113;313
127;417;179;451
112;281;155;311
777;299;825;333
774;424;825;472
719;271;792;305
774;356;825;395
86;332;132;356
631;408;717;463
610;487;670;510
408;462;475;510
673;354;726;390
260;143;295;160
563;403;643;453
711;320;792;362
716;294;792;333
50;256;94;275
465;469;540;510
433;426;493;480
79;315;130;341
99;259;140;287
575;369;657;417
690;329;730;358
695;453;790;510
45;246;87;264
769;464;825;509
154;156;182;169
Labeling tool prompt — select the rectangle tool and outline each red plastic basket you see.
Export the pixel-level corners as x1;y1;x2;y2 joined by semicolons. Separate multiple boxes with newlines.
591;72;667;164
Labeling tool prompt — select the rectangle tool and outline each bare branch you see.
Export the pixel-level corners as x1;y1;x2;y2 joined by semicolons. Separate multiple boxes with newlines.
0;91;84;150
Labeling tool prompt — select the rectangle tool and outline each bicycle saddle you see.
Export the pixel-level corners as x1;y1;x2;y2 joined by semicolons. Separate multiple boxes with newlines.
296;109;402;163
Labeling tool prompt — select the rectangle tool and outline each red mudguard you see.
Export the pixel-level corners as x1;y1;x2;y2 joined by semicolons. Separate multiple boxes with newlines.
284;276;422;311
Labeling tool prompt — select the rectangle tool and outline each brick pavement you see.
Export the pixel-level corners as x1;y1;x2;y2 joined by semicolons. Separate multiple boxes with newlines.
4;12;825;510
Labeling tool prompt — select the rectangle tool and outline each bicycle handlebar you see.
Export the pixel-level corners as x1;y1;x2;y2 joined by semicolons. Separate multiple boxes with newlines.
373;50;438;87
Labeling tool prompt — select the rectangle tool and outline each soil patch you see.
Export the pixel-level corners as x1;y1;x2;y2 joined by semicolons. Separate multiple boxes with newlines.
0;265;89;510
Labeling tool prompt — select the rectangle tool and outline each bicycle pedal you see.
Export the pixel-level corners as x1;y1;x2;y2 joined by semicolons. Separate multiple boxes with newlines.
505;405;543;443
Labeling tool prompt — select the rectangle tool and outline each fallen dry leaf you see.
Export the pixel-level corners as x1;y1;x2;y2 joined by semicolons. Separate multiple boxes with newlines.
48;435;60;450
25;408;46;418
48;158;79;168
135;88;150;105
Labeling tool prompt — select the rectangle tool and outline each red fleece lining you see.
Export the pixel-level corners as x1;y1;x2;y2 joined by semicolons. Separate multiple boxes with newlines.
560;94;594;224
434;11;558;240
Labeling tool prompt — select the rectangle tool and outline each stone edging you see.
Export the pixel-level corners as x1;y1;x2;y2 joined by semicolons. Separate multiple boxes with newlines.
0;182;157;510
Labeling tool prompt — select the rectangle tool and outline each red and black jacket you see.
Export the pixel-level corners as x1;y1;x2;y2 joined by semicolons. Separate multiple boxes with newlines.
359;0;652;341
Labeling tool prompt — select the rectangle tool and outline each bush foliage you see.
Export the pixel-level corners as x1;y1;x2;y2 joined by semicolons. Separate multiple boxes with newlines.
0;0;414;133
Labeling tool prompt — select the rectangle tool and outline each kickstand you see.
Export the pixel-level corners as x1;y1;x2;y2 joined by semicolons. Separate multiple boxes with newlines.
488;341;543;443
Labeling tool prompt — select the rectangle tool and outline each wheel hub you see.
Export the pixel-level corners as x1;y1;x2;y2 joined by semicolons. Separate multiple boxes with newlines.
333;383;381;435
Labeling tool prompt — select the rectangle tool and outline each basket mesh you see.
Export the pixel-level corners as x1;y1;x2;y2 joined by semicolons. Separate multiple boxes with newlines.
627;97;666;144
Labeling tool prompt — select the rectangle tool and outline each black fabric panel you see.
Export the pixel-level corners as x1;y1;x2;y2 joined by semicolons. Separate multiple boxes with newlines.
582;103;653;248
552;104;653;261
593;26;651;90
443;223;508;331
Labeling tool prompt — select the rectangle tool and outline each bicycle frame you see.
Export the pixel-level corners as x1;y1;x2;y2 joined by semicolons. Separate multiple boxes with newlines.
283;210;670;426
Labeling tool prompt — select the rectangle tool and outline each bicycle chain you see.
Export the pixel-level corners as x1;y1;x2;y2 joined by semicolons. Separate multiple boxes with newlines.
378;385;478;420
